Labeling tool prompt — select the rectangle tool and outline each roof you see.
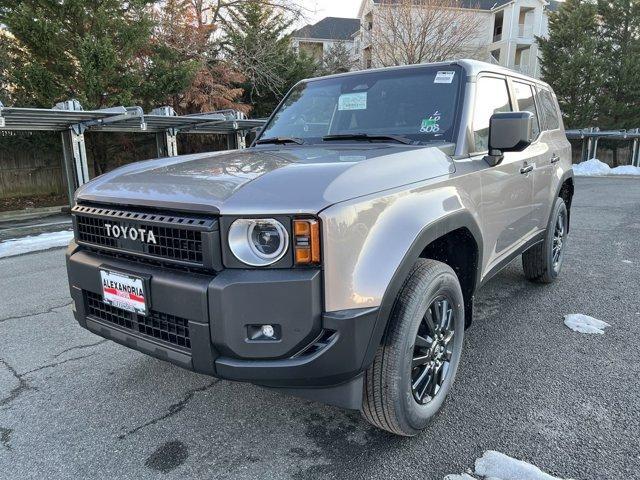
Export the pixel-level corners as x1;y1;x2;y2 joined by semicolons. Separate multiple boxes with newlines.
291;17;360;41
0;104;265;134
546;0;562;11
302;59;551;88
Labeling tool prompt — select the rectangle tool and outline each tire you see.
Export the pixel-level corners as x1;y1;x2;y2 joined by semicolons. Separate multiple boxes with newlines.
361;259;465;436
522;197;568;284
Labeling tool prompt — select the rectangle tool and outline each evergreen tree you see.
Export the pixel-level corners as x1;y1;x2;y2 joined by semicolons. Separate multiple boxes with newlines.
0;0;155;108
318;42;358;76
596;0;640;129
538;0;604;128
221;0;317;117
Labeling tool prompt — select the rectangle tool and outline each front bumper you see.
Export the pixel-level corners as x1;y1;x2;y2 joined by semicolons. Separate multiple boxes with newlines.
66;242;379;406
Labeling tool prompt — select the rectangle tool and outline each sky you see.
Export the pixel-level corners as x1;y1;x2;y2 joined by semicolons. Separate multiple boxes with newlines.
299;0;361;26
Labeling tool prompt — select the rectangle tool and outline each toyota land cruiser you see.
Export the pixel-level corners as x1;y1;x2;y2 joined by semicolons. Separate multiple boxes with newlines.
66;60;574;436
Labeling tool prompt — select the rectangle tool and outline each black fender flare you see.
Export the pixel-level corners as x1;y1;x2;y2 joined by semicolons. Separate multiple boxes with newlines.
359;210;483;371
551;169;574;232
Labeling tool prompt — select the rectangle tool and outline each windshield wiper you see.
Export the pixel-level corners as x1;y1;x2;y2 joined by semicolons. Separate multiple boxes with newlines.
255;136;304;145
322;133;414;145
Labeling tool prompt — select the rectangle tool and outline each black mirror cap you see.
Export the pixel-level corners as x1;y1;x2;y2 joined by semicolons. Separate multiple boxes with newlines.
488;111;533;153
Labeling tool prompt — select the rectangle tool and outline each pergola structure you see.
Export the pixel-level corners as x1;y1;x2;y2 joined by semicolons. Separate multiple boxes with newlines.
0;100;266;206
566;128;640;166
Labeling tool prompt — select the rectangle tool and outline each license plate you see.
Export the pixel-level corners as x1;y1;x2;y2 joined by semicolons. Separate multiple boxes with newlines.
100;269;147;315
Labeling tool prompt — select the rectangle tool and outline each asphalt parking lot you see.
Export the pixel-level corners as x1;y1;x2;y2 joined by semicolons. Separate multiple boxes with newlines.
0;177;638;480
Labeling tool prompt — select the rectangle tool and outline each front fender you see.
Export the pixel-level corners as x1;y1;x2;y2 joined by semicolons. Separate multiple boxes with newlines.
320;181;482;312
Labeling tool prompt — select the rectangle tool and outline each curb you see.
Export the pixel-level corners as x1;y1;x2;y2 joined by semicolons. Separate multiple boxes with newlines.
0;205;68;223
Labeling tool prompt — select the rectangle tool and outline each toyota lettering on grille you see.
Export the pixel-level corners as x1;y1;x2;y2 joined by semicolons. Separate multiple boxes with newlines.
104;223;157;244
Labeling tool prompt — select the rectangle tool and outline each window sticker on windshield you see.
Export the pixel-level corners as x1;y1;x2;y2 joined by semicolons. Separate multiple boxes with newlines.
420;111;441;133
338;92;367;110
434;71;455;84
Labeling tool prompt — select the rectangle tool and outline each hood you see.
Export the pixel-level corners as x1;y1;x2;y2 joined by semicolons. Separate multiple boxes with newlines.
75;145;455;215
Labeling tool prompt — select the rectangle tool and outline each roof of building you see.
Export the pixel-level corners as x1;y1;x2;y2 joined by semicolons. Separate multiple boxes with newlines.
291;17;361;41
547;0;563;11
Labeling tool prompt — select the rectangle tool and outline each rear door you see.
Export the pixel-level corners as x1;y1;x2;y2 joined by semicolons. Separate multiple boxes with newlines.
511;80;551;233
535;86;572;229
474;75;535;272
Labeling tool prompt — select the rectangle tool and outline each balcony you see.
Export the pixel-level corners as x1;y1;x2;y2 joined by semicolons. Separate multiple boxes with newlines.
509;64;530;75
517;23;534;38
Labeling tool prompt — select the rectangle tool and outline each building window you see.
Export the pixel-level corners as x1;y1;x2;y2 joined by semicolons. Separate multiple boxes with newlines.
363;46;372;69
493;11;503;42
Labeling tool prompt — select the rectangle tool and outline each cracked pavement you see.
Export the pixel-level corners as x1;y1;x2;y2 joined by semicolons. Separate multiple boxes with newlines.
0;177;639;480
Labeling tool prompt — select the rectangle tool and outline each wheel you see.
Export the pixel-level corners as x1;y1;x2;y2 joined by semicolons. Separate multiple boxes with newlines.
522;197;568;283
362;259;465;436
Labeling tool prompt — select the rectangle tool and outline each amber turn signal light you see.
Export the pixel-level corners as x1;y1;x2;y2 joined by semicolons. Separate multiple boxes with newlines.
293;219;321;265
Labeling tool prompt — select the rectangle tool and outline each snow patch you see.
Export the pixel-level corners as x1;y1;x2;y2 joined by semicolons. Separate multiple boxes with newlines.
445;451;571;480
622;260;632;264
563;313;610;334
475;451;567;480
0;230;73;259
573;158;640;176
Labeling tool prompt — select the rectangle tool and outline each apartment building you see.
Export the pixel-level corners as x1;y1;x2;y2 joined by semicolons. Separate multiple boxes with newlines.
290;17;361;63
356;0;561;78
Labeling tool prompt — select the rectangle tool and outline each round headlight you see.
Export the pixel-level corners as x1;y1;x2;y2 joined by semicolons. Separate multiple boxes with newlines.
228;218;289;266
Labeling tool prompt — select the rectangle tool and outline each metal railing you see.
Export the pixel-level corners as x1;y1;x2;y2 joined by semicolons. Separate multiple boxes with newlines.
0;100;266;206
566;127;640;166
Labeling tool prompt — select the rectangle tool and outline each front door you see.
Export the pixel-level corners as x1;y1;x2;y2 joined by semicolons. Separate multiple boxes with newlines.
470;75;535;273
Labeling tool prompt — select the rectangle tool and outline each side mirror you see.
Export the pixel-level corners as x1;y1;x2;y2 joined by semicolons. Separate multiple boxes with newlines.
484;111;533;166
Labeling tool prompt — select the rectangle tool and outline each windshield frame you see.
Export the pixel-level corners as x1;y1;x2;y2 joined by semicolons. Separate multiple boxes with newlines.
253;64;467;148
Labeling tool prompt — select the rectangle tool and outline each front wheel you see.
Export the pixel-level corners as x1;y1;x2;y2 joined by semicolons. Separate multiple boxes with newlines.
522;197;568;283
362;259;465;436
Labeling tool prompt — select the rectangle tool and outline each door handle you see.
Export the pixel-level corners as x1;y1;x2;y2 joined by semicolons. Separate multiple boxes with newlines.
550;154;560;164
520;164;534;174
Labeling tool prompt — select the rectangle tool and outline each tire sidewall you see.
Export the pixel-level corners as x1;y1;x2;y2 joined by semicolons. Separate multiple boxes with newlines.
396;269;465;432
544;198;568;280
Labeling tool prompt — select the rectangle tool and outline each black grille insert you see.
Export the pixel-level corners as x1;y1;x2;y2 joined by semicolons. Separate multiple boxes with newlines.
85;291;191;351
73;205;217;267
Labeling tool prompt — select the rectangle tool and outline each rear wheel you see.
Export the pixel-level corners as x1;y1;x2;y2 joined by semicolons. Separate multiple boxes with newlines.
522;197;568;283
362;259;465;436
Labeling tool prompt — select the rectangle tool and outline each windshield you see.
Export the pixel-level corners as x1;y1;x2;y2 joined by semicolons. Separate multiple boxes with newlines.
258;65;463;145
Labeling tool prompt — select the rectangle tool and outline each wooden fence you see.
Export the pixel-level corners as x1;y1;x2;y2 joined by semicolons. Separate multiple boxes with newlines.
0;138;67;198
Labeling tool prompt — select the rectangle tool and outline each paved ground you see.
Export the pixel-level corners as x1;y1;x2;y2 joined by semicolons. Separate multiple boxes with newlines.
0;177;638;480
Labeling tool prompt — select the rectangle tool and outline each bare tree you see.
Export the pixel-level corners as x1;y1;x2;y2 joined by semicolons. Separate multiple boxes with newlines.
188;0;307;26
366;0;487;67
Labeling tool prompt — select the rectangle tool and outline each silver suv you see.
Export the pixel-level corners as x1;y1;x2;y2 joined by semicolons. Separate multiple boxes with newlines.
66;60;573;436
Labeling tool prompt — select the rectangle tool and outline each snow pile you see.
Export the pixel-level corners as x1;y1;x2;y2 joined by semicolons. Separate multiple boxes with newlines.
563;314;610;334
0;230;73;259
445;450;570;480
573;158;640;176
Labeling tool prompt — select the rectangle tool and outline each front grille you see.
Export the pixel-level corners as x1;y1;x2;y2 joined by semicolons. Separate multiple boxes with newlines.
73;205;218;268
85;291;191;351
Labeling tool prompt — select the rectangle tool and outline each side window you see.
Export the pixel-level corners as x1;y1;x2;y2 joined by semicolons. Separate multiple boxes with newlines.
513;81;540;139
537;88;560;130
472;76;512;152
